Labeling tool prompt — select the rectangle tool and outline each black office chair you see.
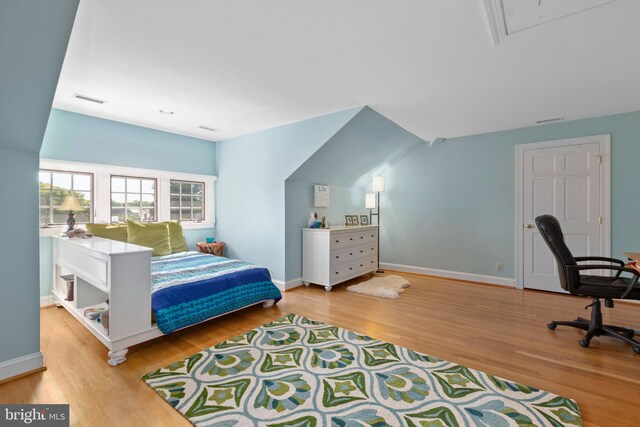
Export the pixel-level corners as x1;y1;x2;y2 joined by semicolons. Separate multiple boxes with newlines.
535;214;640;353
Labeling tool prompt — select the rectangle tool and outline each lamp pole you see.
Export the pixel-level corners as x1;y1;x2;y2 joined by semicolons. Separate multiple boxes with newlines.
374;191;383;273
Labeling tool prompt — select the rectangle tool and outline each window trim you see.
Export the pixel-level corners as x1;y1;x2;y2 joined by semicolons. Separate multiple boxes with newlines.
39;169;94;226
39;159;216;234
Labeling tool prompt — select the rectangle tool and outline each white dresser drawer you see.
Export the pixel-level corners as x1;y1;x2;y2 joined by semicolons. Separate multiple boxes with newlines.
330;248;358;267
355;229;378;245
330;232;361;250
352;244;377;260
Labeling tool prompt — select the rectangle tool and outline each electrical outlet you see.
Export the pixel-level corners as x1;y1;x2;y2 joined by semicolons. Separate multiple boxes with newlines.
495;262;504;272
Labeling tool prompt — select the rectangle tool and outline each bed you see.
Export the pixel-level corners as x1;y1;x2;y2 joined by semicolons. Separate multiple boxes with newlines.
151;251;282;334
51;236;282;366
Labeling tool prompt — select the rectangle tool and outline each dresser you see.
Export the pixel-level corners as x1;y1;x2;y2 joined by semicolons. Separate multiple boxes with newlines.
302;225;379;291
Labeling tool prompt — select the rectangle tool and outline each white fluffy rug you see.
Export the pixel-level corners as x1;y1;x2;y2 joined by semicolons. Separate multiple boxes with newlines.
346;275;410;299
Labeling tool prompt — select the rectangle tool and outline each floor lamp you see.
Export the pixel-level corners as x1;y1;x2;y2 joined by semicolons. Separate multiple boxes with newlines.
367;176;385;273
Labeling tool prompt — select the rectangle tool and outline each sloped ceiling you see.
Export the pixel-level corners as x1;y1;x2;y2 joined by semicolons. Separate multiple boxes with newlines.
53;0;640;142
287;107;425;188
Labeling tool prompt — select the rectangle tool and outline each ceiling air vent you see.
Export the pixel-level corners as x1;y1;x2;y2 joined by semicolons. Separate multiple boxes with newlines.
198;126;217;132
72;93;106;104
535;117;564;124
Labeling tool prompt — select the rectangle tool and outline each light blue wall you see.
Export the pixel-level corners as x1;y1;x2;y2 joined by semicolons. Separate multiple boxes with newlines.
383;111;640;279
42;109;216;175
0;0;79;364
39;109;216;297
284;107;426;281
215;108;362;282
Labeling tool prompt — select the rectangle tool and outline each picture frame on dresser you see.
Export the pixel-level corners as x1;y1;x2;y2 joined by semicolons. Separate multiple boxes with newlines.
345;215;353;226
360;215;369;226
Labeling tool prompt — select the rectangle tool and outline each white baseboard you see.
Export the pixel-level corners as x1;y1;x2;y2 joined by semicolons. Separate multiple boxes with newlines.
380;262;516;287
0;352;45;382
40;294;56;307
272;277;303;292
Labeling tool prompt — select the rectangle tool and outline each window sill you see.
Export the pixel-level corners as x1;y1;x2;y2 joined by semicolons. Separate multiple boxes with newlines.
181;222;215;230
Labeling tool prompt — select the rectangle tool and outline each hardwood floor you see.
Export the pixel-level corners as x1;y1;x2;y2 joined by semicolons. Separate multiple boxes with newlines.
2;272;639;426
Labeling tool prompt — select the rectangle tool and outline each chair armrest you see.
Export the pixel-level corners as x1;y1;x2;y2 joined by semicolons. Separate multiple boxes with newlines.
567;264;640;299
567;264;638;274
574;256;625;266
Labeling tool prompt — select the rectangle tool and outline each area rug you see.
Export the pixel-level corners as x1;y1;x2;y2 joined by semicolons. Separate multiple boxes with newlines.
142;314;582;426
346;275;410;299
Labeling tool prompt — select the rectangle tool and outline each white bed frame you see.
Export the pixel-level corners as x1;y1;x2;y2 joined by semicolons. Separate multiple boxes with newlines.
51;236;275;366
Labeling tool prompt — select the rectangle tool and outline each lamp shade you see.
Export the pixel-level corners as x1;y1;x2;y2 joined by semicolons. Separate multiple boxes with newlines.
372;176;385;192
365;192;376;209
59;195;84;212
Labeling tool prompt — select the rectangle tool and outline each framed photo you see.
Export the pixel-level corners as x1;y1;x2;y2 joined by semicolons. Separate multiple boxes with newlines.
345;215;353;225
314;184;330;207
350;215;359;226
360;215;369;226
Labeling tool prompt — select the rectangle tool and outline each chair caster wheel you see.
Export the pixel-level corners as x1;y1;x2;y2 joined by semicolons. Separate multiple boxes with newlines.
547;322;557;330
634;346;640;355
579;339;590;348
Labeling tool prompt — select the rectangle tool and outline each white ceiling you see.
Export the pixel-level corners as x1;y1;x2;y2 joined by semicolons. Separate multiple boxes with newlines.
53;0;640;142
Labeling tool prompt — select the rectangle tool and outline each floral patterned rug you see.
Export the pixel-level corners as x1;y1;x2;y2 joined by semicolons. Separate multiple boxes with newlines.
142;313;582;426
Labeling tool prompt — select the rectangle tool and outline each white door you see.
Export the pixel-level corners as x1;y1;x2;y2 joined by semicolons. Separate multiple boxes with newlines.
520;137;609;292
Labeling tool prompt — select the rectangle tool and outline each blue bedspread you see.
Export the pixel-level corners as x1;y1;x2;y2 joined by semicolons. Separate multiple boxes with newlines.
151;252;282;334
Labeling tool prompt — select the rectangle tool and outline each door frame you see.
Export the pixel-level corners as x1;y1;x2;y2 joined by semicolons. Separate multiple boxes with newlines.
514;134;611;290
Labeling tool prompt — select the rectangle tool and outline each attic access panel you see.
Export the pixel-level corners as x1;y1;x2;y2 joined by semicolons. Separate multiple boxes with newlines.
484;0;618;43
504;0;617;33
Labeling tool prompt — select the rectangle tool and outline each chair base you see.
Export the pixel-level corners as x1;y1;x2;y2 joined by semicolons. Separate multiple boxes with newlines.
547;298;640;354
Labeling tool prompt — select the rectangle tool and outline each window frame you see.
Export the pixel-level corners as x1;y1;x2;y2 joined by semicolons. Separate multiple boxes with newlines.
110;175;159;223
170;179;206;222
39;159;216;235
39;169;94;226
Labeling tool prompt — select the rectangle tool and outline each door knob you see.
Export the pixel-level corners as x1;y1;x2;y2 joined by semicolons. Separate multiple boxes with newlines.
524;224;534;229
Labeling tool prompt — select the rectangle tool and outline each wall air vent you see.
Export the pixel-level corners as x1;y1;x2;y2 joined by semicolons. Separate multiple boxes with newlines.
535;117;564;124
198;126;217;132
72;93;107;104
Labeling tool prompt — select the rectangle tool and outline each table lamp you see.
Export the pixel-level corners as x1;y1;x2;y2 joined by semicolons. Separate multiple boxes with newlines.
59;195;85;232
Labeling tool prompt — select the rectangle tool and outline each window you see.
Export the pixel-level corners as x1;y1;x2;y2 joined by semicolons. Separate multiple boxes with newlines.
111;176;157;222
39;170;93;225
39;159;215;232
170;180;205;222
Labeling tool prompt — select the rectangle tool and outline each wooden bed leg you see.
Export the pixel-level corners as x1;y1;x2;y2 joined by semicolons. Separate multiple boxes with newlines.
263;299;275;308
108;348;128;366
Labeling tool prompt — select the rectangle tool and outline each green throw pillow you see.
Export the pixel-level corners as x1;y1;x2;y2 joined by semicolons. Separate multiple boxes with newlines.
126;220;172;256
85;223;128;243
161;220;189;253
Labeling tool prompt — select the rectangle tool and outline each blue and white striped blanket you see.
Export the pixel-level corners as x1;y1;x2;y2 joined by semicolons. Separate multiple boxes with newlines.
151;252;282;334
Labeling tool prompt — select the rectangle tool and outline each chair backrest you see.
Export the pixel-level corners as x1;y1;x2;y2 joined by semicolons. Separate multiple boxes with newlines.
534;214;578;292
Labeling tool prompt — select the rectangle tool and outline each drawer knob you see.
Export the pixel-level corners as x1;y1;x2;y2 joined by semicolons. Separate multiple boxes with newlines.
336;240;339;243
360;236;364;239
349;238;353;241
335;272;339;275
349;267;353;270
335;255;339;259
360;264;363;267
349;253;353;255
360;250;363;253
